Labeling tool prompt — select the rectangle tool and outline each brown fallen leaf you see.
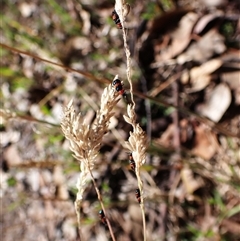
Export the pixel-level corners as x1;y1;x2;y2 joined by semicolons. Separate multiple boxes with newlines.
3;144;23;166
222;71;240;105
192;123;220;160
221;219;240;234
185;59;222;92
156;12;199;61
193;11;224;34
222;71;240;89
196;83;232;122
177;29;226;63
157;119;195;148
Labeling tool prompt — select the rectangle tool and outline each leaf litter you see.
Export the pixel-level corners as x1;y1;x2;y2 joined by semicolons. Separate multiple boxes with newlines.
1;0;240;240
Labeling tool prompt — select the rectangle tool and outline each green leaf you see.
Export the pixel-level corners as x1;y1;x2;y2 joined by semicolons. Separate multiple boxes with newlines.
7;177;17;187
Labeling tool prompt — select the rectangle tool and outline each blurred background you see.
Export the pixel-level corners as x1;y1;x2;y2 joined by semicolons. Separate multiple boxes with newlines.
1;0;240;240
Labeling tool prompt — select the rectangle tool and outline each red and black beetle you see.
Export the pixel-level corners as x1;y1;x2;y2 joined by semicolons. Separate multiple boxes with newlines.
112;78;127;98
99;210;107;225
135;189;141;203
111;10;122;29
129;153;136;172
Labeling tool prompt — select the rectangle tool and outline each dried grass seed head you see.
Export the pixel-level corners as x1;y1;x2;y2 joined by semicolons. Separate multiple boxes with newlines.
61;78;121;216
123;104;137;125
61;78;120;164
61;100;93;162
75;162;89;200
123;104;147;167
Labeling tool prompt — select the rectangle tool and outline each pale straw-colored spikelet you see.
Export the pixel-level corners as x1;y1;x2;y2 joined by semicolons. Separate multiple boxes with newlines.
123;104;147;241
123;104;147;197
61;79;120;228
61;99;93;220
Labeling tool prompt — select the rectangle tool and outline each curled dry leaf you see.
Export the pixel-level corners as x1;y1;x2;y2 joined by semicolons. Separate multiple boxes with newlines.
183;58;222;92
157;12;198;61
196;83;231;122
193;11;223;34
191;59;222;77
177;29;226;63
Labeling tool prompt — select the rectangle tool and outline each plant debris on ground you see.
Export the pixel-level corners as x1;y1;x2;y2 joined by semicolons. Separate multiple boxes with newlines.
1;0;240;240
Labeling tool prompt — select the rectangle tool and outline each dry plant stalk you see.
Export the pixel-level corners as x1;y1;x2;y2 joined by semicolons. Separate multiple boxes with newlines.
61;81;120;241
115;0;134;106
115;0;148;240
123;105;147;241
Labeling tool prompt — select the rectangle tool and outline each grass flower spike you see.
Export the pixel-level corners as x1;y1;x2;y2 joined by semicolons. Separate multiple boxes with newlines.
123;104;147;240
124;104;147;167
61;79;120;240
